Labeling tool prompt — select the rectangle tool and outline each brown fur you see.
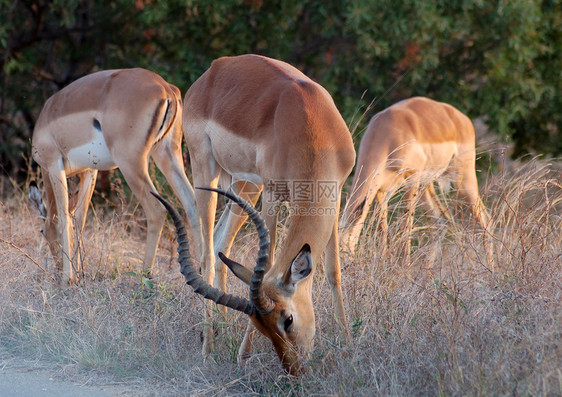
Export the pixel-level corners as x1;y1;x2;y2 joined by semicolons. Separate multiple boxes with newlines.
183;55;356;374
341;97;491;260
32;68;201;285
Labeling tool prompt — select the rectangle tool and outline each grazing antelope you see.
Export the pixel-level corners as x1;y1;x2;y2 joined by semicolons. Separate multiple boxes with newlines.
30;68;201;285
181;54;356;374
340;97;491;260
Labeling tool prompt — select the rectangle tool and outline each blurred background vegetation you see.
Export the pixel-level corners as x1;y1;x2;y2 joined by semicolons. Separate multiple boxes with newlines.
1;0;561;184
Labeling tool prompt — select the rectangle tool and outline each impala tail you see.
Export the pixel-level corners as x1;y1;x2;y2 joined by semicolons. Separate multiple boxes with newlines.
28;181;47;219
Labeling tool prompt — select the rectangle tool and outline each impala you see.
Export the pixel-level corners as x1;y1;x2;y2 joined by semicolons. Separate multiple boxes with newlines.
341;96;491;260
180;54;355;374
30;68;201;285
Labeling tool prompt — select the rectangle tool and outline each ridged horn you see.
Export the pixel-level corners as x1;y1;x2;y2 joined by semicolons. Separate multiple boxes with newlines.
152;192;255;315
197;187;275;315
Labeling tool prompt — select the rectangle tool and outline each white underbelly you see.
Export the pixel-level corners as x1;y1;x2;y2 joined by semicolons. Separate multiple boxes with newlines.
420;141;457;169
65;123;116;174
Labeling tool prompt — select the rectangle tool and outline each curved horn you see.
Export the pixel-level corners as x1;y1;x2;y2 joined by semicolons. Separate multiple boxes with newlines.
152;192;255;315
197;187;275;314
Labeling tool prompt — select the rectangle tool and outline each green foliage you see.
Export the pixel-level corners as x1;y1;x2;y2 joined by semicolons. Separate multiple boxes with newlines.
1;0;560;181
124;270;156;296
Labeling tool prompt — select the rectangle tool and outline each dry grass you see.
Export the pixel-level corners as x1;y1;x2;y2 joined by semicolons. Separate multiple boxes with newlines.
0;157;560;396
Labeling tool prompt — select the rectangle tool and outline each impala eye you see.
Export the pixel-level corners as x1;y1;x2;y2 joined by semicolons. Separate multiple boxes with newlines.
284;314;293;331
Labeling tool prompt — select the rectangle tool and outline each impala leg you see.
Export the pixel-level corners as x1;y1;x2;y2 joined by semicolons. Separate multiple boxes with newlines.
325;213;349;339
374;191;389;260
47;161;74;285
455;174;491;231
420;184;449;268
213;179;262;300
238;322;257;364
422;183;452;223
197;181;219;360
238;197;278;364
401;178;421;265
151;137;203;260
341;185;378;254
118;159;166;272
454;168;494;268
188;139;222;360
40;170;62;268
69;169;98;277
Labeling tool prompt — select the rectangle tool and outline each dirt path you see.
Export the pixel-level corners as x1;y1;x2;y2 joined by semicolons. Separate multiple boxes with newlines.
0;368;112;397
0;349;154;397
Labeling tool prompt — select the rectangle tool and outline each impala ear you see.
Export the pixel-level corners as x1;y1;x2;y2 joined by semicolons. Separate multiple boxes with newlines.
282;244;313;291
219;252;252;285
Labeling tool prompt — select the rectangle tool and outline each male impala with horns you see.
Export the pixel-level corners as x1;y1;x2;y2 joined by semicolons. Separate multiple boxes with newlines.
162;54;355;375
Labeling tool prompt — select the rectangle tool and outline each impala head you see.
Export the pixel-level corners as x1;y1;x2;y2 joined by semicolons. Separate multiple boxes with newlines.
221;241;315;374
153;188;315;375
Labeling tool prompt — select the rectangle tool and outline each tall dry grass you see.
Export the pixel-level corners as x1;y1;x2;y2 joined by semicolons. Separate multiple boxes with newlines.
0;156;560;396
